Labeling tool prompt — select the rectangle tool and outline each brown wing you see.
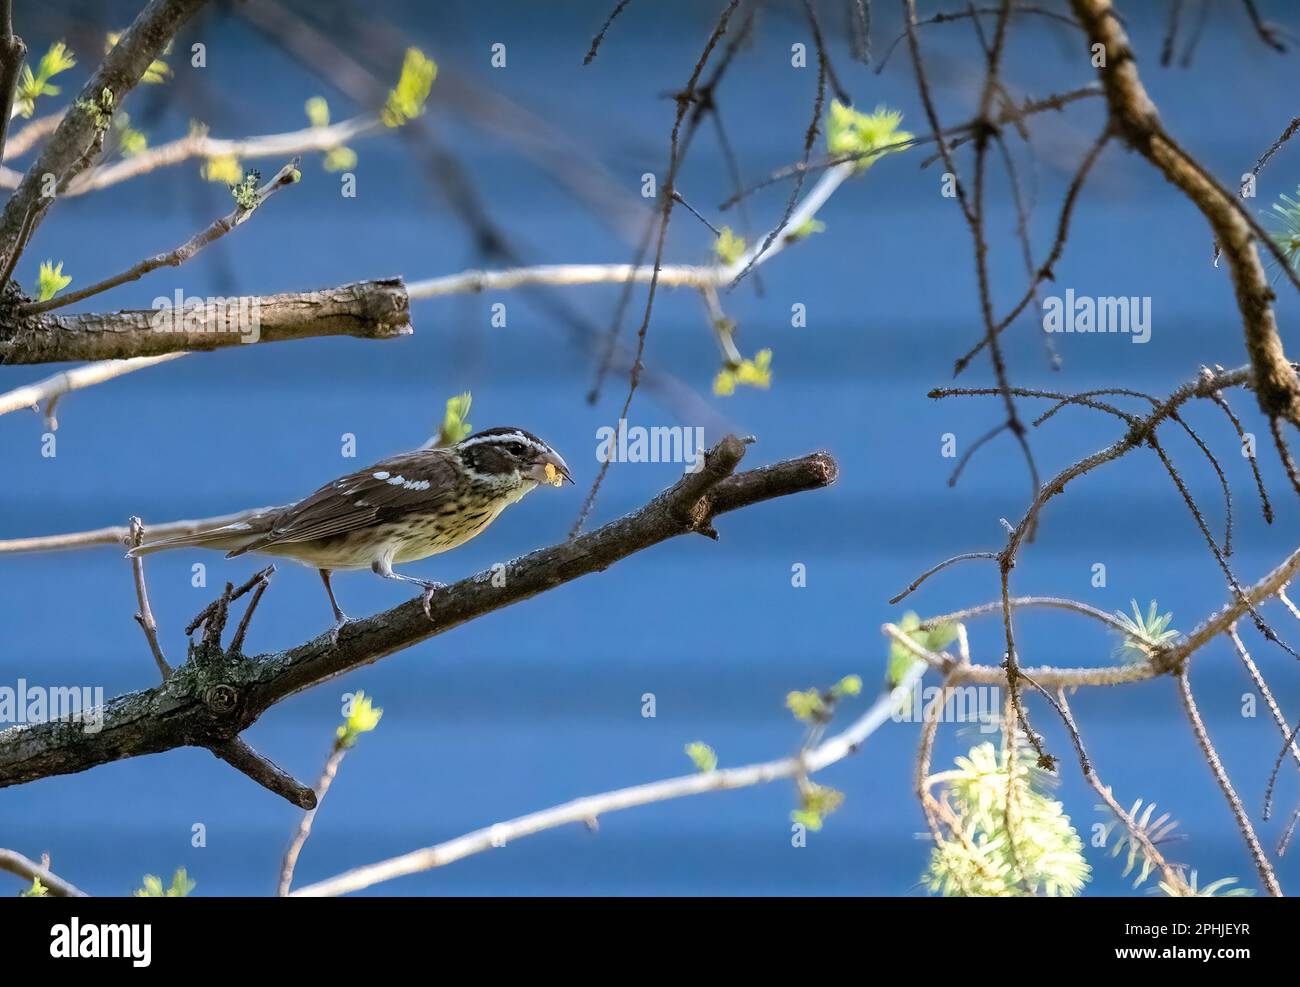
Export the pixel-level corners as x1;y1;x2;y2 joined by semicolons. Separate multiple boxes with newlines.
227;450;460;556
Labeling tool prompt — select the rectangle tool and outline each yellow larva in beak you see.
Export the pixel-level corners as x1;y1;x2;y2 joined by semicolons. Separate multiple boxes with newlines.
544;462;564;487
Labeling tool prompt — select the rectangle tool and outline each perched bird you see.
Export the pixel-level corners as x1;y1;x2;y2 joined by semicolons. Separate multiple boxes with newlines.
128;427;572;634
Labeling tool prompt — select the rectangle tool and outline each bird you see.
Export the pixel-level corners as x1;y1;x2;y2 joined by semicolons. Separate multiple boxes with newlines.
128;427;573;637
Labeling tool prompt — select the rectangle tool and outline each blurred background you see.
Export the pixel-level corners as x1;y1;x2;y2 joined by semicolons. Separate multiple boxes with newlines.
2;0;1299;895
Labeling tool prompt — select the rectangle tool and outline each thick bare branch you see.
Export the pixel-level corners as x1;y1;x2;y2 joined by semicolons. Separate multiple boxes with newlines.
0;278;411;364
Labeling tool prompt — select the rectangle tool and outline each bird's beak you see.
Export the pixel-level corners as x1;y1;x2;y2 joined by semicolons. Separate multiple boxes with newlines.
531;449;573;487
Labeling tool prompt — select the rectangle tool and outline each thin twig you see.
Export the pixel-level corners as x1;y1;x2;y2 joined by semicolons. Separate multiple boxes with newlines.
278;744;347;896
1177;669;1283;897
127;517;170;683
23;159;300;315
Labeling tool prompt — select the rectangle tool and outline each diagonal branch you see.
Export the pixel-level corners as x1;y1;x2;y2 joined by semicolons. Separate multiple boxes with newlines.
0;0;212;266
23;159;301;315
210;736;316;810
291;661;925;896
1070;0;1300;427
0;353;184;419
0;438;838;801
0;848;87;897
1178;669;1284;896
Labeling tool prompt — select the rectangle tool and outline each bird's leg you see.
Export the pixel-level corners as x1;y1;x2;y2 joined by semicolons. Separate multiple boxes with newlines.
371;559;446;621
319;569;350;644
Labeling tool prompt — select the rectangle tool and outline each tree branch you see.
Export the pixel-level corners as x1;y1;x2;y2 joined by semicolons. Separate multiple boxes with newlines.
127;517;170;683
0;353;184;418
1071;0;1300;426
0;0;213;265
0;848;87;897
0;0;27;167
887;542;1300;687
1178;669;1284;896
0;439;837;802
291;661;924;896
22;159;301;315
209;736;317;810
0;505;270;555
0;277;412;364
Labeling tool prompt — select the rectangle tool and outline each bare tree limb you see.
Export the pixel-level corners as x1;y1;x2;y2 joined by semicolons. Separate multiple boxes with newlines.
291;660;925;896
278;743;347;896
23;158;301;315
127;517;170;683
0;505;270;555
0;353;183;418
209;737;317;810
0;848;87;897
61;117;373;197
0;277;411;363
886;541;1300;688
1177;668;1284;896
1053;689;1189;893
1071;0;1300;427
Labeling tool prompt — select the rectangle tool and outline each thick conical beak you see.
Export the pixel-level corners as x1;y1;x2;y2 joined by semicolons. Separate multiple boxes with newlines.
531;449;573;487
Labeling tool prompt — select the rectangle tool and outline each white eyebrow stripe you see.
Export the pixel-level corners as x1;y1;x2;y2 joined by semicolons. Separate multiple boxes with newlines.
458;432;550;455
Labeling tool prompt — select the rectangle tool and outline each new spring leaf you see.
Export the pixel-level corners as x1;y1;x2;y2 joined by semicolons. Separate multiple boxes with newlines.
382;49;437;128
35;260;71;302
826;102;913;173
14;42;76;118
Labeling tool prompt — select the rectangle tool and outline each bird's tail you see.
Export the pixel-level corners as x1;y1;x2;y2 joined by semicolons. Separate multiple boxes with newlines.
126;511;277;558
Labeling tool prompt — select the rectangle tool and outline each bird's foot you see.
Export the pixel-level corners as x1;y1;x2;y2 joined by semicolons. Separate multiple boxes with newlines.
327;613;351;646
419;582;447;622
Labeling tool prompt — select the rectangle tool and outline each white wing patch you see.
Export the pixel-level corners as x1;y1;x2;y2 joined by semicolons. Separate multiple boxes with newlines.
384;474;430;491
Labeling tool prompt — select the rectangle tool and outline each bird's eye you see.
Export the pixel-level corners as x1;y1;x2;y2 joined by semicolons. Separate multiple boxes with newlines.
502;442;525;457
